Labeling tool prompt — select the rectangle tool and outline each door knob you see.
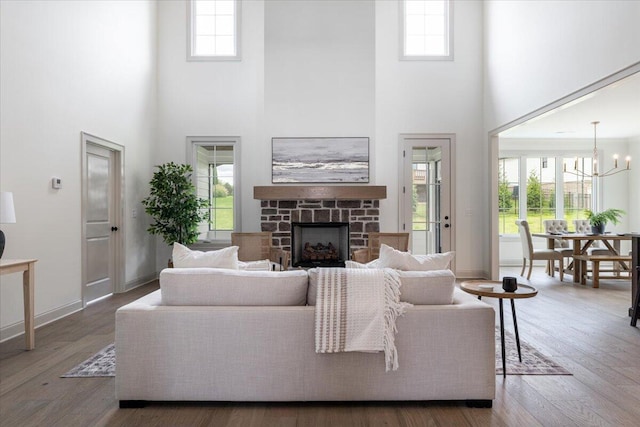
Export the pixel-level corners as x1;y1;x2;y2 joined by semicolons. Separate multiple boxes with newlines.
444;224;450;228
111;226;119;231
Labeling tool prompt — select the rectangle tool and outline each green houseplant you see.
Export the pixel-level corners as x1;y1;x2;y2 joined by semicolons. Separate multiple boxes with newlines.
142;162;209;245
584;208;625;234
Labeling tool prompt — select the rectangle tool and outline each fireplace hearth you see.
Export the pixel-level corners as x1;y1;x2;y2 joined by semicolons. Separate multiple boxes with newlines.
292;222;349;267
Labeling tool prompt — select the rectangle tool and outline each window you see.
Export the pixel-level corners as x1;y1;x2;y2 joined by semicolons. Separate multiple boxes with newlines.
188;137;240;241
498;158;519;235
498;154;593;235
563;157;593;225
401;0;452;60
188;0;240;60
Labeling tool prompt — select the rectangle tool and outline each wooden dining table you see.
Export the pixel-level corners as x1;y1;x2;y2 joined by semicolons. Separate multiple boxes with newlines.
532;232;632;283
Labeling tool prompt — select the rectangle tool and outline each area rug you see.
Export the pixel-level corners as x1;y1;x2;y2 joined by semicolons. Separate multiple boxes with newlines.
496;328;571;375
62;331;571;378
61;344;115;378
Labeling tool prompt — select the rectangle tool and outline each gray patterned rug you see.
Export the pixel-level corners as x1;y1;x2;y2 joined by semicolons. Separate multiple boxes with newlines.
496;328;571;375
61;330;571;378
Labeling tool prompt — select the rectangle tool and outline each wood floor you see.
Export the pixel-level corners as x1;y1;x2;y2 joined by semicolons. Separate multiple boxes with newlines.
1;268;639;426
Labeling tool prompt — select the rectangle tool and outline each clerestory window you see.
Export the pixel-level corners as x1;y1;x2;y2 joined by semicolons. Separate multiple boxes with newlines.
401;0;452;60
188;0;240;60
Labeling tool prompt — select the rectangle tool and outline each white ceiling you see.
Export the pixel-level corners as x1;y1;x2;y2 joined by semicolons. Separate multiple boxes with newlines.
500;71;640;139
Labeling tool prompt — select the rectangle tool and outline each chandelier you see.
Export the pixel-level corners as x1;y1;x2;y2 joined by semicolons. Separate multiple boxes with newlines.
564;121;631;178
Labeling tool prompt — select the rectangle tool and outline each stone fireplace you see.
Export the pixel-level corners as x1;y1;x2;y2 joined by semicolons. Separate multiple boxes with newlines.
254;186;386;263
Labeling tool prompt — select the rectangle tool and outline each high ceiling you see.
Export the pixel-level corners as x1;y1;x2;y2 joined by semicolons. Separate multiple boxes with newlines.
500;71;640;139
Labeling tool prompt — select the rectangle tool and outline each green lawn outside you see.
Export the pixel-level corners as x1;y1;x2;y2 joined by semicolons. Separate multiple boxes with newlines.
208;196;234;230
413;202;427;231
499;210;588;235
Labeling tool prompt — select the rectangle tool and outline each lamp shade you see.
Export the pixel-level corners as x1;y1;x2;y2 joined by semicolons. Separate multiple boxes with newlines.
0;192;16;224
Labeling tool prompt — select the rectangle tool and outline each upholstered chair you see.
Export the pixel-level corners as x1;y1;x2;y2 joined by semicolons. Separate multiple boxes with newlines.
543;219;573;272
516;220;564;281
573;220;610;255
231;232;290;268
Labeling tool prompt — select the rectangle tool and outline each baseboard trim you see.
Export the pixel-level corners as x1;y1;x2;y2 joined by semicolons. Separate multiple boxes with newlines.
455;270;490;280
1;273;158;343
0;299;83;343
121;273;158;293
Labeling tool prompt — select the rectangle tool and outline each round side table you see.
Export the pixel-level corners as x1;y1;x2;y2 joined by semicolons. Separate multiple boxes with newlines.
460;280;538;377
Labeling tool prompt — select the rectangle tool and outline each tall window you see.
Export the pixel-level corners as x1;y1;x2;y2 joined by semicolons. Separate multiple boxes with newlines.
402;0;452;60
563;157;593;224
189;137;240;241
498;155;592;235
498;158;519;235
188;0;240;60
525;157;556;234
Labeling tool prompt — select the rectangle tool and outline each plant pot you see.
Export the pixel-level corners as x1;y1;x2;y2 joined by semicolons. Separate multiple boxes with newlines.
591;224;605;234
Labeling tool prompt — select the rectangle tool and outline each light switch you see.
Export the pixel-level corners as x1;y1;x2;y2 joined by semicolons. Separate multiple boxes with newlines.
51;177;62;189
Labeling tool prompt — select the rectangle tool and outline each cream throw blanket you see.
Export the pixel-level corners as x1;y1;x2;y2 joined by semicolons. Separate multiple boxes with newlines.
314;268;411;371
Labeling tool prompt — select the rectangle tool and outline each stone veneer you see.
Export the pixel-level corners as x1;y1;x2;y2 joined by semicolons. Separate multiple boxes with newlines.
260;199;380;252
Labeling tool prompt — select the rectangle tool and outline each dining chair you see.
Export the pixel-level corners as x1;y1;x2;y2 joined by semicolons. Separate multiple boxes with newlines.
352;232;410;263
516;220;564;281
543;219;573;273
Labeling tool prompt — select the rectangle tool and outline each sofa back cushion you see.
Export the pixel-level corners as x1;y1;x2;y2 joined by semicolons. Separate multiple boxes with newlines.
160;268;309;306
376;244;455;271
307;268;455;305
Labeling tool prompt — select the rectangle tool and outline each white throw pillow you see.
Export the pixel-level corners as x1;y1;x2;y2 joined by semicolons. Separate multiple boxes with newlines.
344;259;380;269
172;243;239;269
377;244;455;271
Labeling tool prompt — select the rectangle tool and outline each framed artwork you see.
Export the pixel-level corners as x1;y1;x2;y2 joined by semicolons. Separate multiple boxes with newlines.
272;137;369;183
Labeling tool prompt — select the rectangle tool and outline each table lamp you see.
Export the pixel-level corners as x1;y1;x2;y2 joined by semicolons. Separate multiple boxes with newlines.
0;192;16;258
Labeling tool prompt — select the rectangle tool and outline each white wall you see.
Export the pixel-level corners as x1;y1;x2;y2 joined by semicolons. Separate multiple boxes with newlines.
375;0;485;277
0;1;157;339
264;0;375;149
484;0;640;131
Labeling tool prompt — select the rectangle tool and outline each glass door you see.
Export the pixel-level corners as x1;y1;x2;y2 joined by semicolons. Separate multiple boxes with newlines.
400;136;452;254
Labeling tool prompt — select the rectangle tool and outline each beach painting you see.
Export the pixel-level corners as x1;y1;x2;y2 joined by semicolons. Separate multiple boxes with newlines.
272;137;369;183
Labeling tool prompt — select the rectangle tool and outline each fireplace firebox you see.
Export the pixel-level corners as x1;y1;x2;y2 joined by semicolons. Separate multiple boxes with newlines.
291;222;349;267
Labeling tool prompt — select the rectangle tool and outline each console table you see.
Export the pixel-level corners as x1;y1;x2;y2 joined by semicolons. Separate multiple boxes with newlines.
0;259;37;350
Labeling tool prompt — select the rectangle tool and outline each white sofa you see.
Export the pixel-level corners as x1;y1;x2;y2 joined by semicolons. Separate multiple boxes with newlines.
115;268;496;407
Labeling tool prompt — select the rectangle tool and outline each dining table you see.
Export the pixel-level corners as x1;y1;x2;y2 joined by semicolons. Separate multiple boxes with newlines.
532;232;632;283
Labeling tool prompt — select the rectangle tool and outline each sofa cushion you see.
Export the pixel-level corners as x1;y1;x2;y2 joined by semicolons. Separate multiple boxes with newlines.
307;268;455;305
344;259;380;269
376;244;455;271
160;268;309;306
172;243;239;269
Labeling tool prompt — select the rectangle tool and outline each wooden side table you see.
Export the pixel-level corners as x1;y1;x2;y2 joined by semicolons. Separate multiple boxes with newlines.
460;280;537;377
0;259;38;350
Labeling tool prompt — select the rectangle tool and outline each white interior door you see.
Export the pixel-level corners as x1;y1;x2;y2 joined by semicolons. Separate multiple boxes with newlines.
400;135;453;255
82;137;121;305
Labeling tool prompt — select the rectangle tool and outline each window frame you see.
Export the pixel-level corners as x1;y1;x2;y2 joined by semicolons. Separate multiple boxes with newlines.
187;0;242;61
498;151;594;236
400;0;454;61
187;136;241;242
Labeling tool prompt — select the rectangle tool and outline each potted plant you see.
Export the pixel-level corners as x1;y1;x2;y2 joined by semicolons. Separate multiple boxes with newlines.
142;162;209;247
584;208;625;234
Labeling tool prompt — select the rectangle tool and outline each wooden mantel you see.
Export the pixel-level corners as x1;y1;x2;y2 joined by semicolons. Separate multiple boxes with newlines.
254;185;386;200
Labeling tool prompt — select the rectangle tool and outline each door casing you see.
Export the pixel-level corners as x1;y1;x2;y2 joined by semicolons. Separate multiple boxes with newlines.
81;132;125;305
399;134;455;258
